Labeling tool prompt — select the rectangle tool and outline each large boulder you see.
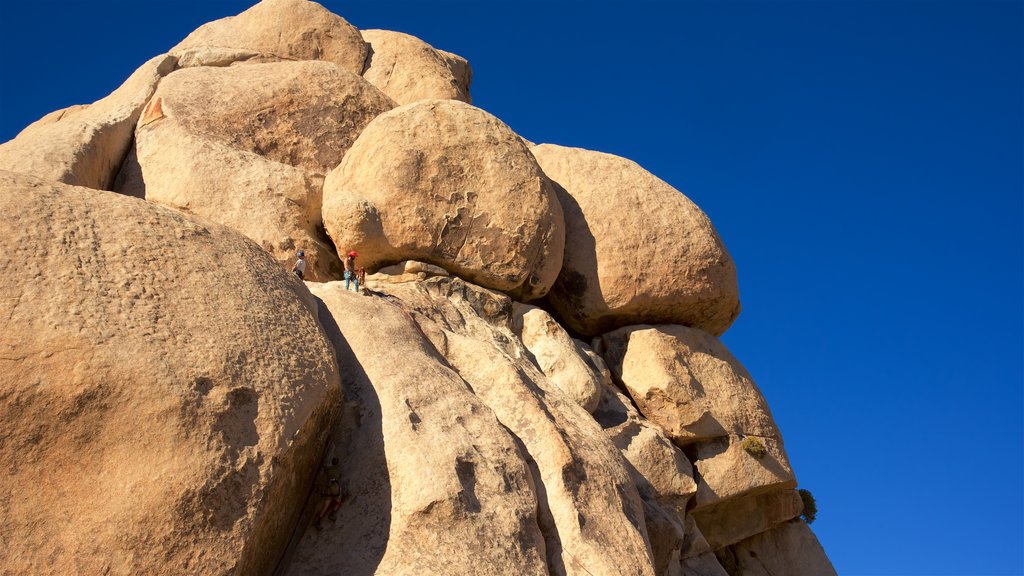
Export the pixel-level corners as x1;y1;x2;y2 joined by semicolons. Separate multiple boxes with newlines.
171;0;368;75
376;278;657;576
289;282;547;575
718;520;837;576
322;100;565;300
691;489;804;550
0;171;340;575
512;303;603;412
362;29;472;105
599;325;796;510
117;61;395;280
120;60;396;176
531;144;740;336
599;325;781;445
0;54;176;190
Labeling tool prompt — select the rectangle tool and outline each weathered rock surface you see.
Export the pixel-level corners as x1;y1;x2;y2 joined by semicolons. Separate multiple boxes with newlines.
171;0;368;75
365;259;450;286
0;54;176;190
691;435;796;509
128;61;396;175
600;325;781;445
691;489;803;550
531;143;740;336
719;520;837;576
289;282;548;575
362;29;472;105
0;171;340;575
592;383;696;512
116;60;395;280
375;278;656;576
118;120;340;280
512;304;603;412
322;99;565;301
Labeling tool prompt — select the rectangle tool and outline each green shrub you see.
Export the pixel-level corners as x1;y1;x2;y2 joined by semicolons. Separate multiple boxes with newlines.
799;488;818;524
740;436;768;459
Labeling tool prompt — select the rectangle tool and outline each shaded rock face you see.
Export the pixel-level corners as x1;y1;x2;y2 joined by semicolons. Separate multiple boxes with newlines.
171;0;368;75
366;278;657;576
117;60;395;281
0;54;176;191
362;29;472;105
290;282;548;575
0;171;339;576
322;99;565;301
531;143;741;337
1;1;832;574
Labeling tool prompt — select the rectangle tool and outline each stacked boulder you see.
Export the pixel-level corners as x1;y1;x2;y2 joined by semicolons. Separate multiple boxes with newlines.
0;1;834;575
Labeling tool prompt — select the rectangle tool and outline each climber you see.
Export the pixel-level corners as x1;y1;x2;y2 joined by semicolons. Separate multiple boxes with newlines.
356;266;366;294
344;250;359;292
292;250;307;280
313;457;346;530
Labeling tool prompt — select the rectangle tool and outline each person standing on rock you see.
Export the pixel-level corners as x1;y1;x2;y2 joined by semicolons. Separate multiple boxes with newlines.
292;250;307;280
344;250;359;292
313;457;346;530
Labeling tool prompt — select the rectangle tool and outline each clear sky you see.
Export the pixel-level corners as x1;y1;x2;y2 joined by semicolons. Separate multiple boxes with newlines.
1;1;1021;574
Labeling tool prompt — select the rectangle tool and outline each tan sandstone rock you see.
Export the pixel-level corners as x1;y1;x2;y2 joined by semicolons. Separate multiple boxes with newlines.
531;143;740;336
116;60;395;280
171;0;368;75
719;520;837;576
289;282;548;576
323;100;565;300
376;278;657;576
680;553;729;576
600;325;781;445
691;435;796;509
126;61;396;175
691;489;804;550
512;304;603;412
0;54;176;190
362;29;472;105
593;383;696;511
0;171;340;575
118;120;340;281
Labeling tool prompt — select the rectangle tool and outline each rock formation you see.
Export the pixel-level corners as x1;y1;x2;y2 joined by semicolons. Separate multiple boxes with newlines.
0;171;339;575
0;2;834;575
532;143;741;337
322;99;565;301
361;29;473;105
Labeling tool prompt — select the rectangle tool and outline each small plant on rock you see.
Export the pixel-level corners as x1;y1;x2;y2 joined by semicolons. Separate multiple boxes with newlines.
799;488;818;524
740;436;768;459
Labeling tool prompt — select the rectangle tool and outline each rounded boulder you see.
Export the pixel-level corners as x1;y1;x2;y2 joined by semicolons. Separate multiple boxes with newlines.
532;143;740;336
0;171;340;575
323;100;565;301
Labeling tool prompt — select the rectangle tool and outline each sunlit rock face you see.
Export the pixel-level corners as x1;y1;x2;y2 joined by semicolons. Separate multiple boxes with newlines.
0;1;832;574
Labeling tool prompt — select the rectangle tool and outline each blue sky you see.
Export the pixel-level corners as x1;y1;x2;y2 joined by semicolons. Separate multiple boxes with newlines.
1;1;1021;574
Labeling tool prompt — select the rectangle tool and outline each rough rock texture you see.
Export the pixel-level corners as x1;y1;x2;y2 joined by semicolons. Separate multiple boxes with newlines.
718;520;837;576
691;489;803;550
531;143;740;336
690;435;795;509
0;54;176;190
592;382;698;575
322;99;565;301
171;0;368;75
289;282;548;575
600;325;781;445
125;61;396;176
116;61;395;280
362;29;472;105
376;278;656;576
0;171;339;575
512;304;603;412
118;120;339;280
